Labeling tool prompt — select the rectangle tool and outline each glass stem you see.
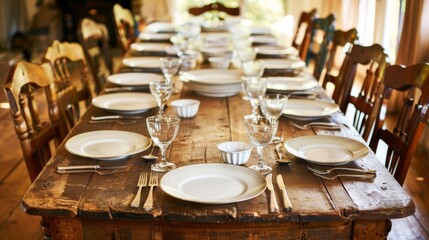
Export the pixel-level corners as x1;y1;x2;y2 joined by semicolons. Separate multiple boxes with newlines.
160;146;168;164
256;146;264;169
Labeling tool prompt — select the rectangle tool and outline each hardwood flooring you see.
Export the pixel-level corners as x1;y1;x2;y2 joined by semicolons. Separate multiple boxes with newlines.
0;56;428;240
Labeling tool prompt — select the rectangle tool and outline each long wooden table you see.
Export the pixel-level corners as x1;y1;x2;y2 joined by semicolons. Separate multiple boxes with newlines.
21;38;414;239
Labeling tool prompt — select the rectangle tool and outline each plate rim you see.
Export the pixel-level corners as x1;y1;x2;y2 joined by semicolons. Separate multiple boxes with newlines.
107;72;163;86
160;163;267;204
92;92;157;113
282;99;339;118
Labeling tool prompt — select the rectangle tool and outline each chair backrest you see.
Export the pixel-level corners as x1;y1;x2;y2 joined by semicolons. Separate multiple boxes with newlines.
369;63;429;185
292;9;317;61
308;13;336;80
188;2;240;16
4;61;60;182
78;18;113;94
324;28;359;76
113;4;136;54
323;44;389;140
43;40;93;140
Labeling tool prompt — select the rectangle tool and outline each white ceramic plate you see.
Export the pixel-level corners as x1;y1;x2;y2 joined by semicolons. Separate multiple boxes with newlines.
107;73;163;86
263;58;306;70
122;57;161;68
66;130;151;160
184;81;242;97
266;76;318;91
284;135;369;165
181;69;242;85
250;26;272;35
144;22;175;33
130;43;171;52
257;45;298;56
138;33;174;41
283;99;339;119
92;93;157;114
251;35;277;45
160;164;267;204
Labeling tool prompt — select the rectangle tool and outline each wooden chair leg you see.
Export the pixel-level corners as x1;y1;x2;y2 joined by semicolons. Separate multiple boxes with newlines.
40;217;52;240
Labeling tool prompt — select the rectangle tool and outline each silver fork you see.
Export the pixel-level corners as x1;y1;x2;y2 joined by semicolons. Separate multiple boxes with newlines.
130;173;148;208
290;121;345;130
56;169;118;175
307;166;376;175
89;120;137;126
313;172;376;180
143;172;159;211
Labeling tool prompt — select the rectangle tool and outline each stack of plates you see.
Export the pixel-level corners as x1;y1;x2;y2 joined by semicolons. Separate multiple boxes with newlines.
107;73;163;86
181;69;243;97
266;74;318;92
92;93;157;114
130;43;171;53
144;22;176;33
122;57;161;69
263;58;306;71
257;45;298;57
282;99;339;120
138;33;174;42
66;130;151;160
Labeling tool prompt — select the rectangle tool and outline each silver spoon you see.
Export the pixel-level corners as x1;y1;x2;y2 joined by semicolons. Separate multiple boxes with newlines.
141;145;158;161
275;143;292;165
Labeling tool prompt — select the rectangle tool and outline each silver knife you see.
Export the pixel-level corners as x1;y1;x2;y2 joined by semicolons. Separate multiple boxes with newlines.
265;173;279;212
104;87;147;93
277;174;293;211
57;165;127;170
91;115;143;121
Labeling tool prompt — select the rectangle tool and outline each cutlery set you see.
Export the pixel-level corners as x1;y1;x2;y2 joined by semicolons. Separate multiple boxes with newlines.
307;166;376;180
57;165;127;175
266;173;293;212
290;121;347;130
130;172;159;210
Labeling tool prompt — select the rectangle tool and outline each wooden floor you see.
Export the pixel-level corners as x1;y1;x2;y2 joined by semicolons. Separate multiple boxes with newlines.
0;55;428;240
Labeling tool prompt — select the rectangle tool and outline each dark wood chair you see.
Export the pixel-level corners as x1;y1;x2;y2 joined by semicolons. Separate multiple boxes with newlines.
78;18;113;94
188;2;240;16
369;63;429;185
308;13;336;80
323;44;389;141
324;28;359;76
43;40;94;140
292;9;317;61
113;3;136;54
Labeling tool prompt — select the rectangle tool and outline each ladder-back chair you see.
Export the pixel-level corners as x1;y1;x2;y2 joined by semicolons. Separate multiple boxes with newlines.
324;28;359;76
43;40;94;140
113;4;136;54
78;18;113;94
369;63;429;185
292;9;317;61
323;44;389;141
188;2;240;16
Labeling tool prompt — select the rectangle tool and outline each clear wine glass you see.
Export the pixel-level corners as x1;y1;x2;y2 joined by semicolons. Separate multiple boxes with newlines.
237;47;257;63
242;60;265;78
146;115;181;172
160;57;181;84
259;94;288;143
244;115;278;175
149;81;173;115
242;77;267;116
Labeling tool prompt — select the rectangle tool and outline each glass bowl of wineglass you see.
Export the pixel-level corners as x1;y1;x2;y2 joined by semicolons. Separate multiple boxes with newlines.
149;81;173;115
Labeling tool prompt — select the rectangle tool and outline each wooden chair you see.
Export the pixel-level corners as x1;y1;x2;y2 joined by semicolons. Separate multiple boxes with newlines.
323;44;389;141
324;28;359;76
43;40;94;140
113;3;136;54
188;2;240;16
292;9;317;61
369;63;429;185
78;18;113;94
308;14;336;80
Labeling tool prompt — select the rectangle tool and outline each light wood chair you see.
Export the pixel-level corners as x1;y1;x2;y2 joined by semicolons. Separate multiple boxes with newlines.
43;40;94;140
369;63;429;185
323;44;389;141
78;18;113;94
308;13;336;80
292;9;317;61
113;3;136;54
188;2;240;16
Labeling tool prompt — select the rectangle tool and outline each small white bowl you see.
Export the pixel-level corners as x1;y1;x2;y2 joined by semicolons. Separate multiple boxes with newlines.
218;142;253;165
208;57;231;69
171;99;200;118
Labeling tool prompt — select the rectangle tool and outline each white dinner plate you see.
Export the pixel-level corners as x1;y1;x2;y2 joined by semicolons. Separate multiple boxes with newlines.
184;81;242;97
92;93;157;114
250;26;272;35
266;75;318;91
144;22;175;33
66;130;151;160
180;69;243;85
138;33;174;41
160;164;267;204
283;99;339;120
251;35;278;45
122;57;161;68
284;135;369;165
130;43;171;52
257;45;298;56
107;73;163;86
263;58;306;70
